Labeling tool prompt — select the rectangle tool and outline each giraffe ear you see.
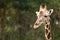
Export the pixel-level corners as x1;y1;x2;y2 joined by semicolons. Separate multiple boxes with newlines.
49;9;53;15
35;11;39;16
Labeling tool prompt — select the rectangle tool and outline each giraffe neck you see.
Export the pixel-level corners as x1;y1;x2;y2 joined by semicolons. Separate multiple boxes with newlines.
45;22;51;40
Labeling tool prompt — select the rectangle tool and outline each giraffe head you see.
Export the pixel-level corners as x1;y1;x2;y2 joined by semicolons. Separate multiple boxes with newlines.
33;5;53;29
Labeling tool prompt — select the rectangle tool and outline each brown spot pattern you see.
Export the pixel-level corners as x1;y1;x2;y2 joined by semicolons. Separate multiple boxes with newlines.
45;29;48;34
47;32;50;39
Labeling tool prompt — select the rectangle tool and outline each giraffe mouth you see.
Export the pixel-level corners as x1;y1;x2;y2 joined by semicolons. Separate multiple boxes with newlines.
33;23;40;29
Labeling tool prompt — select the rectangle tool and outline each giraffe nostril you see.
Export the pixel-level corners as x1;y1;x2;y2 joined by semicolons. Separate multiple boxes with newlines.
35;23;39;25
45;22;47;24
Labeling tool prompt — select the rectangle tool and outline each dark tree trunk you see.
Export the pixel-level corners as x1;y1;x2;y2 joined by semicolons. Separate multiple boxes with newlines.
1;8;5;40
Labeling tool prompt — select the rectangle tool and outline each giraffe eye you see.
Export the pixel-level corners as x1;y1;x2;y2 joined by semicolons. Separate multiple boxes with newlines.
44;16;47;17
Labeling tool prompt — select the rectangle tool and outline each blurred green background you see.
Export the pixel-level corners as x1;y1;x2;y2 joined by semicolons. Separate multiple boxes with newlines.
0;0;60;40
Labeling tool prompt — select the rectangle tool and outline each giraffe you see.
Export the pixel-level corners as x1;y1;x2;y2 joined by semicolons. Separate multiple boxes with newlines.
33;4;53;40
